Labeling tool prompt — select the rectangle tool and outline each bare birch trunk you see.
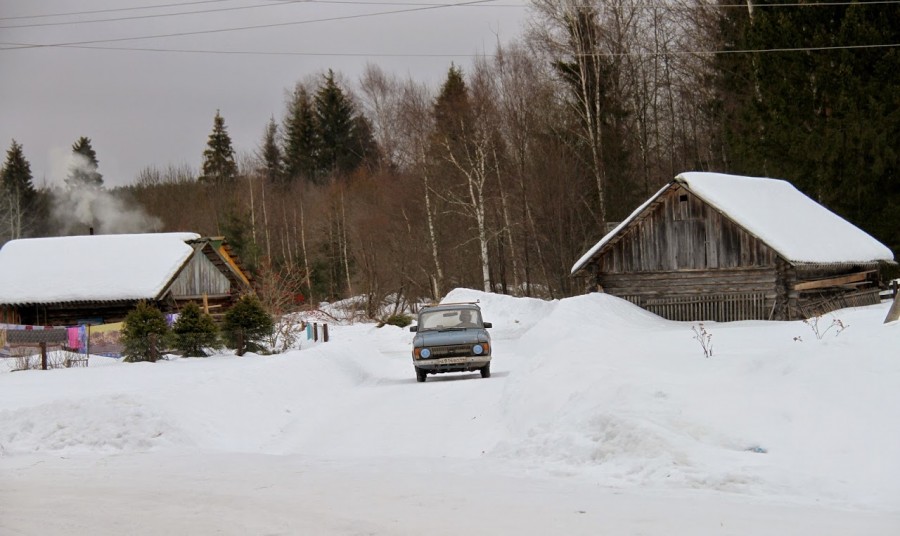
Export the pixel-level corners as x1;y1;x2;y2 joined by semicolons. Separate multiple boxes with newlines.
261;179;271;260
341;187;353;298
299;202;313;304
422;170;444;301
493;152;520;293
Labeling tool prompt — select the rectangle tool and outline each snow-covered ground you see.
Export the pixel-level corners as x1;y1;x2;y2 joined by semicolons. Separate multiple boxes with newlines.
2;288;899;535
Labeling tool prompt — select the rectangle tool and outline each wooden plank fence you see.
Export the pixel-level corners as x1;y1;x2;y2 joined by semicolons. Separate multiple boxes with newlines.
624;292;768;322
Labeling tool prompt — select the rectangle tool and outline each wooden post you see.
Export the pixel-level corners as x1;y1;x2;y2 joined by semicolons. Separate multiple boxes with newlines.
885;292;900;324
149;333;158;362
40;341;48;370
203;293;209;315
236;330;245;356
323;323;329;342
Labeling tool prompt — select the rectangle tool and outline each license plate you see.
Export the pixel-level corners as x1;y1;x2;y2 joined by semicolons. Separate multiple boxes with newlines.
430;357;472;365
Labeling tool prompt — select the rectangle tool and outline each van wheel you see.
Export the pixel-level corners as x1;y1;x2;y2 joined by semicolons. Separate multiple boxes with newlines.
415;368;427;382
480;363;491;378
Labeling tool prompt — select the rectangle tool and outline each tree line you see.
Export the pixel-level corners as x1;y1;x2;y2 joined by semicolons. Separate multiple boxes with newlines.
3;1;898;315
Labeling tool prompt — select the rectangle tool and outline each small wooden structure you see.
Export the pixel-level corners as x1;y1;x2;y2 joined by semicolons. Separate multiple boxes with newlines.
0;233;253;326
571;173;896;321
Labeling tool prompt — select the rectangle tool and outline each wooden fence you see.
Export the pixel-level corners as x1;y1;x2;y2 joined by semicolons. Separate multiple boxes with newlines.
624;292;769;322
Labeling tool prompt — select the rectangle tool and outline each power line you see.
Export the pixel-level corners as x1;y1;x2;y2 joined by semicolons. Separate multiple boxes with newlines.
3;0;897;23
2;39;896;57
4;0;897;30
0;1;313;30
0;0;234;21
0;0;502;50
0;0;524;27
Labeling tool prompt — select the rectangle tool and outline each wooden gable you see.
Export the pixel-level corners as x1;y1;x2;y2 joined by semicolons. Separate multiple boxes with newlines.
597;184;778;274
167;246;233;299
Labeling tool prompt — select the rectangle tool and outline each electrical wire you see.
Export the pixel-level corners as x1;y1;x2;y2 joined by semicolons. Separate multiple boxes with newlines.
2;39;896;57
0;0;234;21
0;1;311;29
0;0;502;50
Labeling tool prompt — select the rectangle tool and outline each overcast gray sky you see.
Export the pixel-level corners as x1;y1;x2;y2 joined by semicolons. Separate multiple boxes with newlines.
0;0;530;188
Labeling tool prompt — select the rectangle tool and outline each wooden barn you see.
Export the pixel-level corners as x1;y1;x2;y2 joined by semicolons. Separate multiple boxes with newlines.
0;232;253;326
571;172;896;322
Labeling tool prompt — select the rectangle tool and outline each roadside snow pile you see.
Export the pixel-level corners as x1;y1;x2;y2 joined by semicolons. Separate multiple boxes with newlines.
1;289;898;510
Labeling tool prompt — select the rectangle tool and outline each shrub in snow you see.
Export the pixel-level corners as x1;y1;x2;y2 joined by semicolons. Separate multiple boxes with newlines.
122;301;170;363
803;315;848;340
692;323;713;358
223;294;274;356
265;313;305;354
382;313;412;328
172;302;219;357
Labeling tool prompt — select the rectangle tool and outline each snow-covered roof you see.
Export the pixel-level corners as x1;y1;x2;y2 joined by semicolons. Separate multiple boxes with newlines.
572;172;895;274
0;232;200;304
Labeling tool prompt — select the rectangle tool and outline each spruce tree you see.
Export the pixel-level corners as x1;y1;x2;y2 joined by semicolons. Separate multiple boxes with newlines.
1;139;37;240
433;64;472;144
314;70;360;177
199;110;238;185
283;85;319;183
121;301;170;363
258;116;285;183
223;294;273;355
172;302;219;357
66;136;103;189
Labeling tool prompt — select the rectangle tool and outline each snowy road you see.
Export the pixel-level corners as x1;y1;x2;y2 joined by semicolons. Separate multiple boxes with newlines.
2;289;899;534
3;452;897;536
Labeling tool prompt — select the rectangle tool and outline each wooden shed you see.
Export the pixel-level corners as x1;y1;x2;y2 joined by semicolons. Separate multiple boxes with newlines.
571;172;896;321
0;232;253;326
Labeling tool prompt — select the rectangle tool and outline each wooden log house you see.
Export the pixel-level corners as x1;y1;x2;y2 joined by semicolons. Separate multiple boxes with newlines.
0;233;252;326
571;172;896;322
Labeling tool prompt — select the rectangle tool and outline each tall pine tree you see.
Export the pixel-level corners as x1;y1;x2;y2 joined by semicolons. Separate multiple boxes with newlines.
66;136;103;189
199;110;238;185
432;64;472;147
258;116;285;183
282;85;319;183
1;139;37;240
315;70;358;177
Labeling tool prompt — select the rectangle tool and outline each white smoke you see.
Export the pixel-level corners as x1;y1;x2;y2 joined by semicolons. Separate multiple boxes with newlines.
51;152;163;235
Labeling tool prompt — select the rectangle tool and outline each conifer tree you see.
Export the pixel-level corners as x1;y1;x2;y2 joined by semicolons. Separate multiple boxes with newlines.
200;110;238;185
222;294;273;355
66;136;103;189
433;64;472;144
1;139;37;240
121;301;169;363
258;116;284;183
314;70;366;177
172;302;219;357
315;69;376;178
283;85;319;183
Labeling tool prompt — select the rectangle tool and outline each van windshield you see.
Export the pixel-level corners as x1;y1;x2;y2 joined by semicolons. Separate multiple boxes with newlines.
418;309;482;331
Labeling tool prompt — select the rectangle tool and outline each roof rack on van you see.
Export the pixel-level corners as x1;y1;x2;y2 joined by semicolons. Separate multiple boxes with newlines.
425;300;480;307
